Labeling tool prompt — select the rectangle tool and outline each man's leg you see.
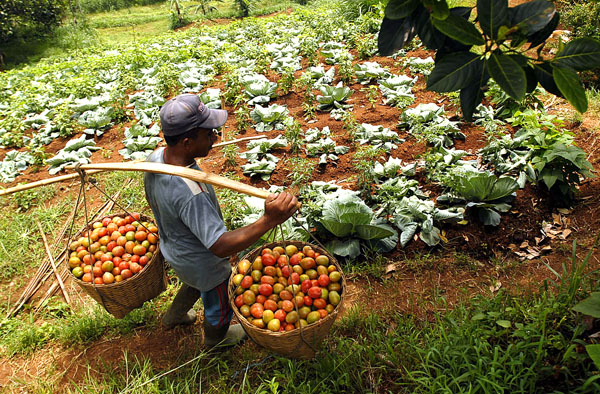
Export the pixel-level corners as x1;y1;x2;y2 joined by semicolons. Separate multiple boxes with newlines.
162;283;201;329
201;279;247;348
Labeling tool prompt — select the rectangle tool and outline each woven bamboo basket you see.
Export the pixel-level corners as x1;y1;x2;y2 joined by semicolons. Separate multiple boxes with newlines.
228;240;345;359
69;213;167;319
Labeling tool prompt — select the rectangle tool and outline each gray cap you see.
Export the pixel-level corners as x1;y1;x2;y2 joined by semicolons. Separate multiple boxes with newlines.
159;94;227;137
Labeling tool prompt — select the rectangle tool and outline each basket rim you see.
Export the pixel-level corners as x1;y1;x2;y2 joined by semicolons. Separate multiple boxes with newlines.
229;240;345;337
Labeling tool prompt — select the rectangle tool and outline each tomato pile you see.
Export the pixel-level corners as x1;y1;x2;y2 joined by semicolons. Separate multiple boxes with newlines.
232;244;342;332
67;213;159;285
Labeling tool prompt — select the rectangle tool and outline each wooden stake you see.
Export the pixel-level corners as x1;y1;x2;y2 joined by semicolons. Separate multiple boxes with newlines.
35;219;72;307
212;135;266;147
0;135;265;198
74;161;272;199
0;170;104;197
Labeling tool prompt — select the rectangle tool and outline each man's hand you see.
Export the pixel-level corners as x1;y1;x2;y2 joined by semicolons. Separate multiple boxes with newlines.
264;192;298;227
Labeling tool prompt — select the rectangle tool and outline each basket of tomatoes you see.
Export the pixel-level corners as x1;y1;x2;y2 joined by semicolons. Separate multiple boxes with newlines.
228;241;345;359
66;212;166;318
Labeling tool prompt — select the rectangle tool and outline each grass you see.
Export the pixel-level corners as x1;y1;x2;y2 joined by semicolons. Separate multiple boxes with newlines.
2;0;296;69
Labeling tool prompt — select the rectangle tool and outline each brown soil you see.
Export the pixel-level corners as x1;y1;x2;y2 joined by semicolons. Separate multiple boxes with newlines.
2;9;600;392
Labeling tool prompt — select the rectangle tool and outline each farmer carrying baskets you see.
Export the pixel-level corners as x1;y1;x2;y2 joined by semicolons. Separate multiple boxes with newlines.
144;93;298;348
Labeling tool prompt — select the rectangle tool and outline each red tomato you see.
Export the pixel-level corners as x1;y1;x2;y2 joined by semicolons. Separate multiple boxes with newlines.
258;284;273;296
262;253;276;266
303;296;313;306
121;269;132;279
301;279;312;293
274;309;286;323
318;274;330;287
313;298;327;310
264;299;278;312
235;295;244;308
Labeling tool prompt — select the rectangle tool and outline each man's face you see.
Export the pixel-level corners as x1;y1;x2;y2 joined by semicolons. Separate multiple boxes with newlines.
188;127;220;158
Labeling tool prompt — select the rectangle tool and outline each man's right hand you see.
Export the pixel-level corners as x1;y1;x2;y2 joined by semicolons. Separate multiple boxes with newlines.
264;192;298;227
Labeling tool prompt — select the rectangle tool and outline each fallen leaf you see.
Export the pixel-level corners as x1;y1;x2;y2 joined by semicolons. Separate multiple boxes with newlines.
385;263;401;274
462;234;469;242
489;280;502;292
552;213;561;225
520;241;529;249
557;208;571;215
561;229;572;239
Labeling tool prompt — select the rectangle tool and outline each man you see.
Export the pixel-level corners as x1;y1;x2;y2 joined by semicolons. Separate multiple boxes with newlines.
144;93;298;348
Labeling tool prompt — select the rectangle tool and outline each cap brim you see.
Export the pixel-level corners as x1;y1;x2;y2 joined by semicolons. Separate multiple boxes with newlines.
199;108;228;129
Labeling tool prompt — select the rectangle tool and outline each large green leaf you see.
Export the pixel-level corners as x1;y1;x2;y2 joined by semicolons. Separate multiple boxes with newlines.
432;14;484;46
487;176;519;201
399;223;418;247
325;239;361;258
573;292;600;318
553;66;588;113
385;0;420;20
477;0;509;39
427;0;450;20
477;207;502;226
462;173;495;201
355;224;395;240
378;16;418;56
460;67;489;121
415;5;446;50
528;12;559;48
427;52;482;92
340;212;372;227
320;219;353;238
509;0;555;36
533;62;562;97
554;38;600;71
487;51;526;101
586;345;600;371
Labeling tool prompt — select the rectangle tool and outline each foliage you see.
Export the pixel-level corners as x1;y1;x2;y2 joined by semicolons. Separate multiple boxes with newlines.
45;135;100;174
399;103;464;148
316;82;353;111
378;0;600;118
0;0;66;43
354;123;404;151
316;191;397;259
78;0;164;13
249;104;292;132
378;74;416;107
284;156;316;189
118;123;162;161
481;109;594;205
438;171;519;226
243;74;278;105
558;0;600;41
389;194;463;247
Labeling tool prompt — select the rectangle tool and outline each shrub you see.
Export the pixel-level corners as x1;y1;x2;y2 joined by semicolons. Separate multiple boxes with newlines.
0;0;66;43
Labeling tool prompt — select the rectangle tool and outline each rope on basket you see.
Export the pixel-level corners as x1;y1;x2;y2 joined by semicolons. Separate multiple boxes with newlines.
276;222;319;356
74;166;108;310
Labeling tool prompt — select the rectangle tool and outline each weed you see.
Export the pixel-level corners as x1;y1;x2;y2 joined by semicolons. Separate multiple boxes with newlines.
338;54;355;83
221;144;239;168
352;145;384;197
216;172;247;229
284;156;316;189
284;119;303;154
235;105;251;133
11;186;56;212
360;84;379;109
277;68;295;96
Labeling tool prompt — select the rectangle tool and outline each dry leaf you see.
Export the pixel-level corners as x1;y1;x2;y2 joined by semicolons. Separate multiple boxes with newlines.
561;229;572;239
520;241;529;249
385;263;400;274
463;234;469;242
557;208;571;215
489;281;502;292
552;213;561;225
